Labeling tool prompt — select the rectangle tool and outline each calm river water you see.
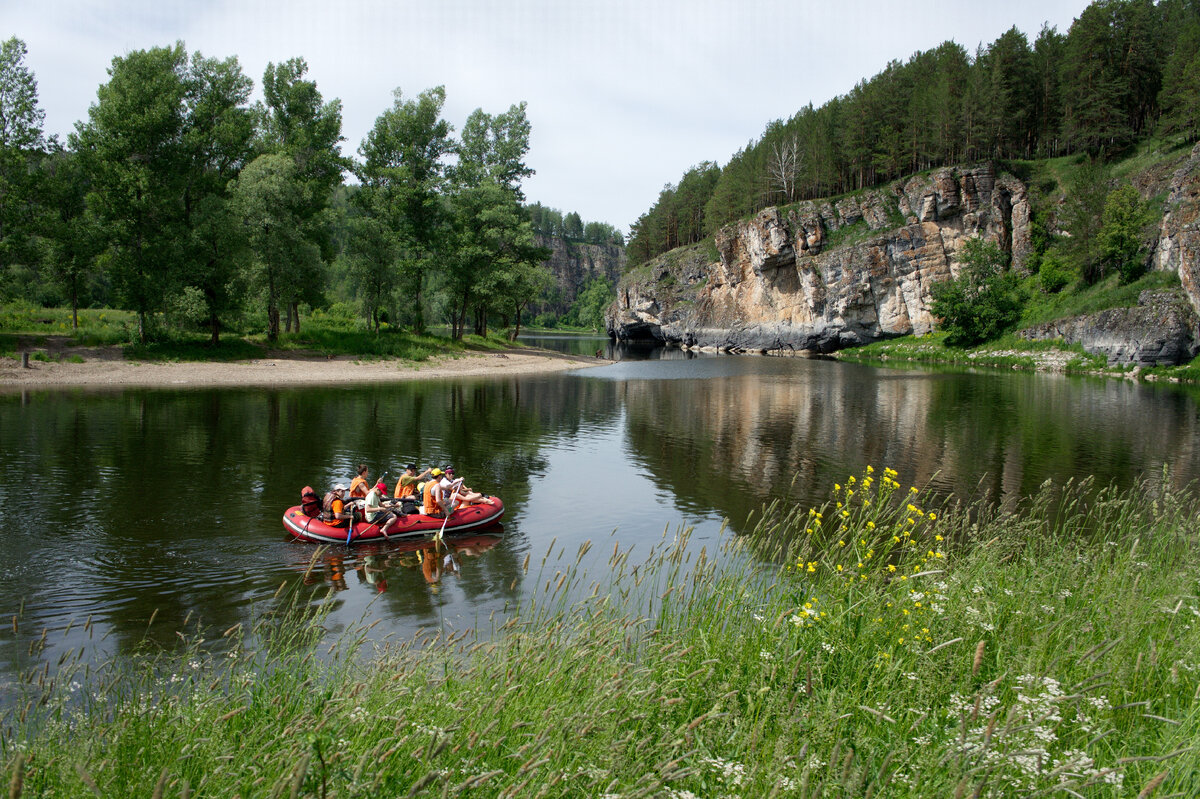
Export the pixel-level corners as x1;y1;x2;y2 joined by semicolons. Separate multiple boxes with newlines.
3;340;1200;685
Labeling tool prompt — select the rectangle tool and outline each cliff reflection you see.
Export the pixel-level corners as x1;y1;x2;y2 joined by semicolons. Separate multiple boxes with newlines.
619;359;1200;526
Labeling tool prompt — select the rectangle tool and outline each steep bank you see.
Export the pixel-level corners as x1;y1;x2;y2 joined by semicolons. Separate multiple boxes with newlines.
609;146;1200;365
534;234;625;317
608;163;1030;353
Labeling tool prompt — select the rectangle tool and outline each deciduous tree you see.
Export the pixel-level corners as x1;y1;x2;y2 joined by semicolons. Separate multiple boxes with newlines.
73;43;191;342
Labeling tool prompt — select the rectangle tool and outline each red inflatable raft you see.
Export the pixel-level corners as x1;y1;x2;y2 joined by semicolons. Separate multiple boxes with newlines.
284;498;504;545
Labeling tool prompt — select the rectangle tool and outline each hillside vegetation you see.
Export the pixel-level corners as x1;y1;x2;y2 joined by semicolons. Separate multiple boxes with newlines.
628;0;1200;276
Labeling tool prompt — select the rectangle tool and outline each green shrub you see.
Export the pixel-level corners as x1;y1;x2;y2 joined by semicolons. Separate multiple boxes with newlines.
930;238;1024;347
1038;251;1074;294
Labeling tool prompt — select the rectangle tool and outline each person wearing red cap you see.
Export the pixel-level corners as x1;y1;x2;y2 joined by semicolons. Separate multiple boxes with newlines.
364;480;401;536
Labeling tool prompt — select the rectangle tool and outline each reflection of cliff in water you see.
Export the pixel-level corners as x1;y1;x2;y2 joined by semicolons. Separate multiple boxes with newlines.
620;359;1200;527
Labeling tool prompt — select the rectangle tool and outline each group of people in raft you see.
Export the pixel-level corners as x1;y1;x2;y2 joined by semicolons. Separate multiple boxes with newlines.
320;463;495;537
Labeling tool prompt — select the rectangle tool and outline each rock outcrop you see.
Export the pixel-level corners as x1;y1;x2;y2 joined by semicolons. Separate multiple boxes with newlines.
1154;143;1200;313
1020;291;1200;366
608;164;1031;352
609;146;1200;366
535;234;625;317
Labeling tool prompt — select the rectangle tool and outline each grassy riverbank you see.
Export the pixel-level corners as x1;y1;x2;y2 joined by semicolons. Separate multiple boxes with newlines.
4;472;1198;797
836;269;1200;382
0;303;519;363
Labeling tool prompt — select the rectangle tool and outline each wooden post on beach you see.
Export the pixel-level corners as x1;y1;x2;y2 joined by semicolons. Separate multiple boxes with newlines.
22;352;30;368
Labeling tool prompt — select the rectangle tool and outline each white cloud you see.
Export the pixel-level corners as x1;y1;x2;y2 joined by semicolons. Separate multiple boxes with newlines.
10;0;1089;232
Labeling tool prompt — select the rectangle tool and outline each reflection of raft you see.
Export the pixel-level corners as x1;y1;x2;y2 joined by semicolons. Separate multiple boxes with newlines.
283;498;505;545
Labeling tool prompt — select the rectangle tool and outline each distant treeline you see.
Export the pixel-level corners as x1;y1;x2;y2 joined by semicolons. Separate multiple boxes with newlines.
0;38;623;344
627;0;1200;266
523;203;625;247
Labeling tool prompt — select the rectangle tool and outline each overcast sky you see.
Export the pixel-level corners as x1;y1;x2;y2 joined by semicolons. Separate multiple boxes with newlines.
9;0;1090;233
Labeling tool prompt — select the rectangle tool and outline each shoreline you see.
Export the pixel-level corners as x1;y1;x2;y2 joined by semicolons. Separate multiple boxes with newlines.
0;348;607;391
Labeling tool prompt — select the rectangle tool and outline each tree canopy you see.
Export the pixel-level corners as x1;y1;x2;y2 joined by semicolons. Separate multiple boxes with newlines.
627;0;1200;267
1;37;621;340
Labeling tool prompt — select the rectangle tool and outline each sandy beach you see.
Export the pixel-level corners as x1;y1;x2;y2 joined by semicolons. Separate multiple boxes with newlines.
0;347;607;391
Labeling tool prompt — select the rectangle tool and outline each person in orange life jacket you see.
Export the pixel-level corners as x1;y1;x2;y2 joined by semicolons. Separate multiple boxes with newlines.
422;468;446;516
364;480;402;535
322;484;353;528
442;467;494;506
348;464;370;498
395;464;431;499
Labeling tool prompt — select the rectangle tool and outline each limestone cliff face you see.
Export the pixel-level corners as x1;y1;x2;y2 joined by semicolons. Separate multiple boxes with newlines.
1154;143;1200;311
608;164;1031;352
535;234;625;316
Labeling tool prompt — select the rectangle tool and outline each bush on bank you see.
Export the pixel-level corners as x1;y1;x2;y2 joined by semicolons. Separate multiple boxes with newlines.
3;470;1198;797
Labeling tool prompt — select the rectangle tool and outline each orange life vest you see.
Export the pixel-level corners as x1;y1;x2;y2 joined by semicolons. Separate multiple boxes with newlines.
422;479;441;516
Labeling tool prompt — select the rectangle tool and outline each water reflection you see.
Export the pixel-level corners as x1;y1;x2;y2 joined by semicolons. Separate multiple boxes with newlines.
3;357;1200;687
291;534;503;595
517;333;697;361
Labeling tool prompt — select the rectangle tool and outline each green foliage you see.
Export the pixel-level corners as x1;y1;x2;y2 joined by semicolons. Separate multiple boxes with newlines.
1037;251;1074;294
566;276;614;331
1098;184;1152;284
627;162;720;266
232;153;322;342
71;43;193;341
1019;268;1180;328
455;102;534;197
635;0;1194;256
165;285;208;330
1060;156;1110;283
822;217;871;250
930;238;1024;347
0;37;47;302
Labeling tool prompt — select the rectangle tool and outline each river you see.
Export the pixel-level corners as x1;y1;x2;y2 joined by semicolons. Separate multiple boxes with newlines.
3;340;1199;686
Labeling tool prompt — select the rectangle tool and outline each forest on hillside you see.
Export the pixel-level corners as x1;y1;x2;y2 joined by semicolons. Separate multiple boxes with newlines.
0;38;622;344
627;0;1200;267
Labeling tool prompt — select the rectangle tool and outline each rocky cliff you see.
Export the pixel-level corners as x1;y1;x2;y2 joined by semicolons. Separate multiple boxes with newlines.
535;234;625;316
608;148;1200;365
608;164;1031;352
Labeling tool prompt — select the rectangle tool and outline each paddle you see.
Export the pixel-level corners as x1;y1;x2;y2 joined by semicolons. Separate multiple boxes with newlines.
436;479;464;543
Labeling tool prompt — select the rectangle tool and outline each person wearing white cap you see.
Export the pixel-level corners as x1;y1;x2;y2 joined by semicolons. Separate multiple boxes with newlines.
322;484;353;528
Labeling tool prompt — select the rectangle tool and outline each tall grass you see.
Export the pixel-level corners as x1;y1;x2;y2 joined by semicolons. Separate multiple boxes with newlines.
3;473;1198;797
